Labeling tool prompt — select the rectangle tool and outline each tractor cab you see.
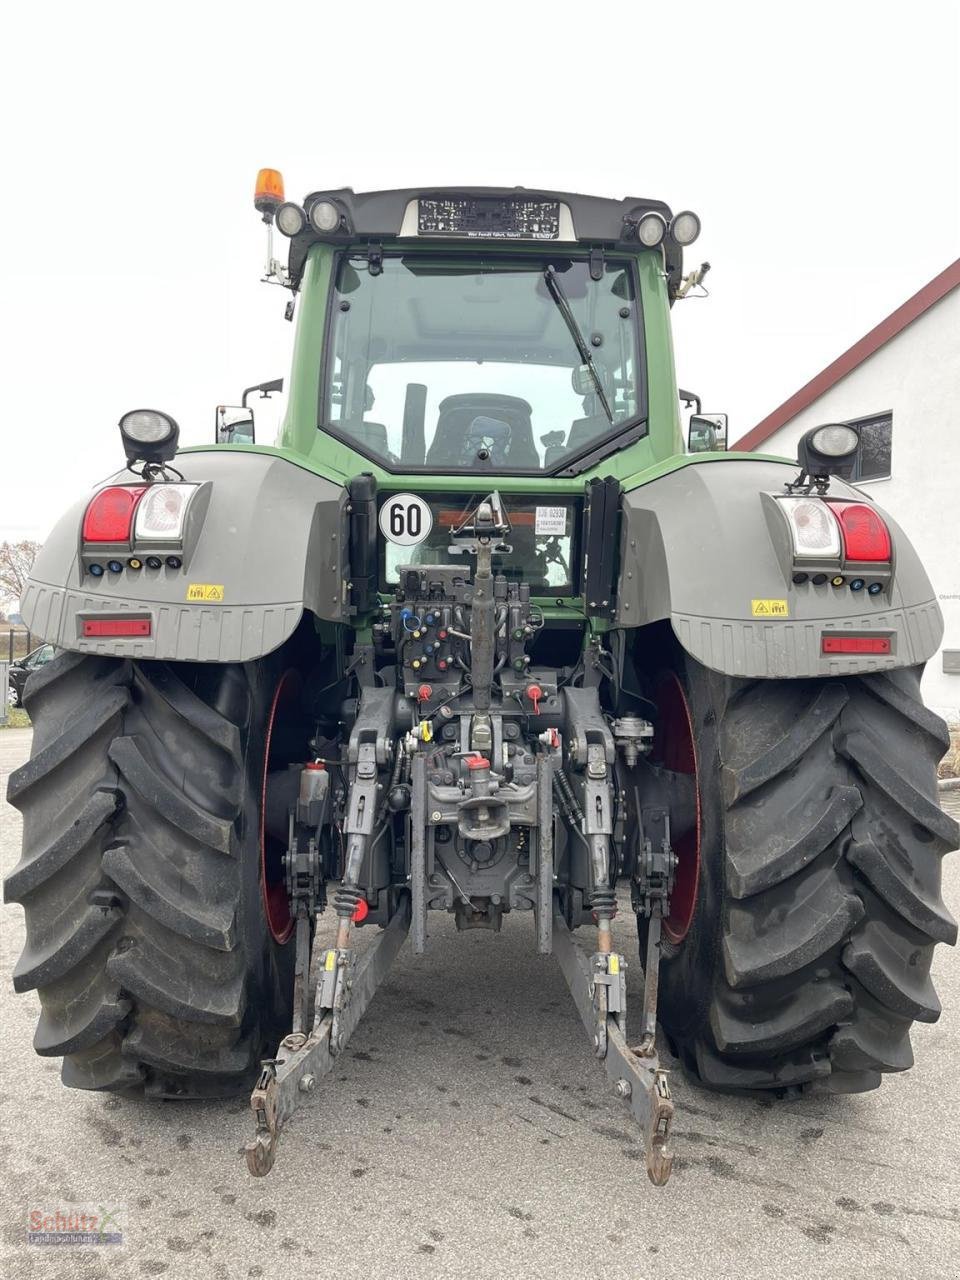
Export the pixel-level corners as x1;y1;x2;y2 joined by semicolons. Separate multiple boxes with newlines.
249;177;705;485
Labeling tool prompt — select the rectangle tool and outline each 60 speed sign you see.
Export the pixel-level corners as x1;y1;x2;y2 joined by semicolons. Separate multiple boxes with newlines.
378;493;433;546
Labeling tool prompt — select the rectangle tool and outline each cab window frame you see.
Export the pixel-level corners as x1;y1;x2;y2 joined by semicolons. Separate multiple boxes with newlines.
316;248;648;475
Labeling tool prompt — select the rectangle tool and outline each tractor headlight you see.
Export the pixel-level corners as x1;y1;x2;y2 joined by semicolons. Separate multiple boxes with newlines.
119;409;180;465
308;199;341;233
635;212;666;247
276;202;306;237
669;210;701;246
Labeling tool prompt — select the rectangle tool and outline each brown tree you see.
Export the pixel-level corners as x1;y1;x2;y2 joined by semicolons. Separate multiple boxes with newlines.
0;541;41;602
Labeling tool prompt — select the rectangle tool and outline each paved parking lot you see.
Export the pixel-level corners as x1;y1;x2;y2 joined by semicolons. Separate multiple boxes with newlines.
1;725;958;1280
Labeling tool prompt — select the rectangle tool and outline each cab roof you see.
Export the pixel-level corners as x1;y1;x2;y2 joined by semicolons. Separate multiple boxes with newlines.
285;186;685;294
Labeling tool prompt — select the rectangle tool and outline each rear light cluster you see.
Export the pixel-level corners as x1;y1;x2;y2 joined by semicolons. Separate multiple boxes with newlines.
81;483;196;576
778;497;891;593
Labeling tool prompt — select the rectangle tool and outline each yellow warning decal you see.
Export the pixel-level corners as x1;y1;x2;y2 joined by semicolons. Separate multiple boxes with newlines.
608;955;620;975
186;583;225;602
324;951;336;971
751;598;789;618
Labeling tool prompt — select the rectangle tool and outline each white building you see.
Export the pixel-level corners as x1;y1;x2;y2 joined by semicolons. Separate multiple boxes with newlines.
732;260;960;724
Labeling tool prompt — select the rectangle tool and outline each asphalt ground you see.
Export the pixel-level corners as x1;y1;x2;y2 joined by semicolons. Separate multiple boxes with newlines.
1;724;958;1280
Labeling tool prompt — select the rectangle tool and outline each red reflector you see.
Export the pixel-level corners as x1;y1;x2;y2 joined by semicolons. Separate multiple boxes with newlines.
831;502;891;562
82;618;152;637
822;634;891;655
82;486;147;543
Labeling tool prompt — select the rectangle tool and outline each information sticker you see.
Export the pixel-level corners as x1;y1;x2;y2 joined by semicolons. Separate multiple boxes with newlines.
751;598;789;618
535;506;567;536
186;584;225;602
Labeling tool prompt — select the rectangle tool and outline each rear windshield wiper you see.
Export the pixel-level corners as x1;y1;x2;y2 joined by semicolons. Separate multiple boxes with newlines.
550;415;648;476
542;266;613;424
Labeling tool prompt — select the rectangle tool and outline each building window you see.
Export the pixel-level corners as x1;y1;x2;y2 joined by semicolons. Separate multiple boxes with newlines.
847;411;892;482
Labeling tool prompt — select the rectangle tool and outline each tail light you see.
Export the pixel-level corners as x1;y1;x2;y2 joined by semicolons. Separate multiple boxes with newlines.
777;496;891;565
82;486;147;543
830;502;892;562
83;482;198;549
778;497;842;559
134;483;197;542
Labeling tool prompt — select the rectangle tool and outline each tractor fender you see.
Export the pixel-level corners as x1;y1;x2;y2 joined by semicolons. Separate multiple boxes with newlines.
617;458;943;678
20;451;348;662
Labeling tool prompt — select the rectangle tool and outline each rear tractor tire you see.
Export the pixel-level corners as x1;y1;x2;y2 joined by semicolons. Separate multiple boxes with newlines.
645;657;958;1095
4;651;296;1097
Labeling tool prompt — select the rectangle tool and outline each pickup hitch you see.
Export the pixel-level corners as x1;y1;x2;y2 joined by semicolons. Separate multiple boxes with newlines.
244;894;411;1176
551;905;674;1186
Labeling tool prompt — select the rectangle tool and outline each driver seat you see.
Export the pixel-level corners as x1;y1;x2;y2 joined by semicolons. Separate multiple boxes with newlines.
426;394;537;467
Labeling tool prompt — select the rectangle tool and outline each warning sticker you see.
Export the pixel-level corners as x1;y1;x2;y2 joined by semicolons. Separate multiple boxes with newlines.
751;598;789;618
186;583;225;602
535;505;567;536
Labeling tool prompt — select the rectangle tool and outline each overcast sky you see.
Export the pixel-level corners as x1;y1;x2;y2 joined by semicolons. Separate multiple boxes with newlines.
1;1;957;542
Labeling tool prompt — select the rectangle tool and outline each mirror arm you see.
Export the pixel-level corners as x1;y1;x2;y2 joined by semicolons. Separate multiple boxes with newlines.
242;377;284;410
678;388;702;416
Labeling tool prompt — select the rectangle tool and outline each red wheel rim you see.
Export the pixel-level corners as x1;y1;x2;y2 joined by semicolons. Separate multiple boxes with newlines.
653;671;701;945
259;670;301;944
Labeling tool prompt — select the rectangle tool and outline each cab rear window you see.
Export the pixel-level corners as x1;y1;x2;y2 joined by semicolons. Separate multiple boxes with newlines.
381;494;581;596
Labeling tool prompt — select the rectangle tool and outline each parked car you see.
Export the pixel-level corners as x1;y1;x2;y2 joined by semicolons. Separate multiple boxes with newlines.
7;643;56;707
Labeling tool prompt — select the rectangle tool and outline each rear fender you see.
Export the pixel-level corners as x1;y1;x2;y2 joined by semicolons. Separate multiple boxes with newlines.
20;451;348;662
617;458;942;678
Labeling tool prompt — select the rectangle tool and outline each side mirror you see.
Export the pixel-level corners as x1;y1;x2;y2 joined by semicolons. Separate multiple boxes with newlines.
216;405;255;444
688;412;728;453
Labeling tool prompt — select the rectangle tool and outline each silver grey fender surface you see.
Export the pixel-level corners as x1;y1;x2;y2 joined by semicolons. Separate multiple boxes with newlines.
20;451;348;662
617;458;942;678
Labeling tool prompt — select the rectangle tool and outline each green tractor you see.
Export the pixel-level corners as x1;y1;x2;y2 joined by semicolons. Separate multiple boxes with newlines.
5;173;956;1185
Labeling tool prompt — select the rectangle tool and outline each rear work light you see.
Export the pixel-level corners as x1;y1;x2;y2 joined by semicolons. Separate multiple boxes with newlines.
830;502;892;562
82;618;152;638
82;486;147;543
821;634;891;655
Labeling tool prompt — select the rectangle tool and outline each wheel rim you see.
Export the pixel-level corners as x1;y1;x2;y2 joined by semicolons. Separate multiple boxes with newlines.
653;671;701;945
259;670;302;944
